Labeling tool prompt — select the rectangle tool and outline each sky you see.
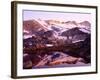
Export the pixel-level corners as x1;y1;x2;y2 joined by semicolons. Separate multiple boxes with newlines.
23;10;91;23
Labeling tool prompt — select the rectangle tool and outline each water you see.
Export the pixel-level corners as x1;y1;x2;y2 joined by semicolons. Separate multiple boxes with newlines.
32;63;91;69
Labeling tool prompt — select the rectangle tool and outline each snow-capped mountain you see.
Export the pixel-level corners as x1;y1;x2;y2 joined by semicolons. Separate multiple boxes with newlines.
23;19;91;32
23;19;91;43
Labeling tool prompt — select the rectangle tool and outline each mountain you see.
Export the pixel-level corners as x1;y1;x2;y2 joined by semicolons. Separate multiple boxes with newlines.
79;21;91;27
61;27;90;43
23;20;43;32
23;19;50;39
61;27;87;36
45;19;90;30
65;21;78;25
23;19;91;37
23;19;91;34
23;19;91;48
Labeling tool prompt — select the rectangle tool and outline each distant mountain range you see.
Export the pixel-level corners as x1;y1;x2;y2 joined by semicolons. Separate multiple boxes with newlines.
23;19;91;43
23;19;91;34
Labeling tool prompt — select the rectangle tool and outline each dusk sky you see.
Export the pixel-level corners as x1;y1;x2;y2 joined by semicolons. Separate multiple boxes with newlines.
23;10;91;23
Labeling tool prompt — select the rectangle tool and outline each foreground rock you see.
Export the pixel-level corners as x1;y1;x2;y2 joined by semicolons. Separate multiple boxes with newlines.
33;52;85;68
